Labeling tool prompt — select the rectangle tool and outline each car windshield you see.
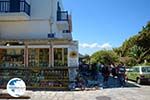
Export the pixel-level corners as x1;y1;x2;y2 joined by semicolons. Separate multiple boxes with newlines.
128;69;133;72
142;67;150;73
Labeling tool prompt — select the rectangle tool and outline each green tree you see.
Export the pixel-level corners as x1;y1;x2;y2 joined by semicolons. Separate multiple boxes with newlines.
81;54;90;64
91;50;119;65
114;21;150;65
128;45;144;63
121;35;138;56
113;47;124;57
137;24;150;49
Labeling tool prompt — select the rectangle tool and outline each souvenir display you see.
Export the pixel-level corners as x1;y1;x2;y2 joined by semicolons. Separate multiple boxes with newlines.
0;68;69;89
28;48;49;67
0;49;24;67
0;48;69;89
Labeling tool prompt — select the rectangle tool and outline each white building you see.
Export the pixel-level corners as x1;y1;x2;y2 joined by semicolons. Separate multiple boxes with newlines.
0;0;78;89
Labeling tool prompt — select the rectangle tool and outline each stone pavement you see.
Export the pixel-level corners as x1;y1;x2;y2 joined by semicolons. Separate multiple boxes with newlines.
1;84;150;100
0;73;149;100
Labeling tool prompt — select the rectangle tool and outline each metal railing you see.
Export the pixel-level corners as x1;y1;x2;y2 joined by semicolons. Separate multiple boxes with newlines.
57;11;69;21
0;0;30;16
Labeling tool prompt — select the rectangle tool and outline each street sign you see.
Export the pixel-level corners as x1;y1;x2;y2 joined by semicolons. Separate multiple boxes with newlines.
48;33;55;38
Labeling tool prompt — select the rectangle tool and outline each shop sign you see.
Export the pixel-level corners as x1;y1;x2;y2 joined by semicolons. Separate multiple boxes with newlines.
69;51;77;58
48;33;55;38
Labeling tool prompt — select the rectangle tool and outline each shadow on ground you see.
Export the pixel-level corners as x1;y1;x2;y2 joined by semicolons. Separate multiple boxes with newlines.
106;76;140;89
27;76;141;91
0;93;30;99
125;81;140;88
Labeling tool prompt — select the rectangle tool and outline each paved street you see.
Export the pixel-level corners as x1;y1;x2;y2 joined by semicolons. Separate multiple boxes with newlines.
1;82;150;100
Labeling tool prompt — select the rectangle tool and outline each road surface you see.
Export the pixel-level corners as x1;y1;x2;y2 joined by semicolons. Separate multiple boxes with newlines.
0;81;150;100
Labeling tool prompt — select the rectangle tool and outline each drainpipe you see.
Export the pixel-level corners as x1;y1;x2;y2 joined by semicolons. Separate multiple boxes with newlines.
49;0;54;67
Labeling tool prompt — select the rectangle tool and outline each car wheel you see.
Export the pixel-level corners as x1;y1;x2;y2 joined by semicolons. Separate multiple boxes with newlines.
137;78;141;84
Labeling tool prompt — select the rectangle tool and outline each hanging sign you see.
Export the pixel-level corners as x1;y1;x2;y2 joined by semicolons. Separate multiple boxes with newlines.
69;51;77;58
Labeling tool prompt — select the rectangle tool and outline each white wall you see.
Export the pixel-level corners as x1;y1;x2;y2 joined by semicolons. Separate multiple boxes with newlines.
0;0;58;21
0;21;51;39
0;21;70;39
0;0;70;39
68;41;79;81
68;42;79;67
30;0;57;22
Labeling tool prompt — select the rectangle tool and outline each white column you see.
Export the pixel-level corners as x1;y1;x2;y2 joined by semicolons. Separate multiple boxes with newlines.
25;43;28;67
49;46;51;67
68;43;79;82
51;43;54;67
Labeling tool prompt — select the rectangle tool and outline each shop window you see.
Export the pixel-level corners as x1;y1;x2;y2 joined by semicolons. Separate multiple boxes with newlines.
39;49;49;67
0;49;5;67
54;48;68;66
0;49;24;67
64;48;68;66
28;48;49;67
28;49;39;67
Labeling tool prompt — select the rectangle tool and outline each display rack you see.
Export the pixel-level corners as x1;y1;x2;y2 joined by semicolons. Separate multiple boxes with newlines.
39;49;49;67
28;48;49;67
0;67;69;90
28;49;39;67
0;49;24;67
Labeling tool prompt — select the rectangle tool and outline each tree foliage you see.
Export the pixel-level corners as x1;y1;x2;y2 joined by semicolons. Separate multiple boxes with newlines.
90;22;150;66
91;50;118;65
137;22;150;49
90;21;150;66
114;21;150;66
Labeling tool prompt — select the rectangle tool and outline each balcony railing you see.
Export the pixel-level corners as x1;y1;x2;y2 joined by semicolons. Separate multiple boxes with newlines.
57;11;68;21
0;0;30;16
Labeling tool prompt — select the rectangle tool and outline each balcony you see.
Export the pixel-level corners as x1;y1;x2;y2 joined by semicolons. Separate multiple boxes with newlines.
0;0;30;20
57;11;69;21
56;11;69;30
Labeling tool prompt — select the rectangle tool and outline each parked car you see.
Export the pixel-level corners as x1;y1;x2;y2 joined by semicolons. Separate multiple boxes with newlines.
127;66;150;84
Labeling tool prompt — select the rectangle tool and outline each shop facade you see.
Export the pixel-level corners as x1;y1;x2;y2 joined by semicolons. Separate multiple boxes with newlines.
0;40;78;89
0;41;78;68
0;0;78;90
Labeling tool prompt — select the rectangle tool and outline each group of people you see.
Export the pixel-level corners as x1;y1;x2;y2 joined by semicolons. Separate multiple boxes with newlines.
74;62;126;89
101;63;126;87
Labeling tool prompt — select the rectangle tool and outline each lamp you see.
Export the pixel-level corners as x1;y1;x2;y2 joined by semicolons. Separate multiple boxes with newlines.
6;43;10;46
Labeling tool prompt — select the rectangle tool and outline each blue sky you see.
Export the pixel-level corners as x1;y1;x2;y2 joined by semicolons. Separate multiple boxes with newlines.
63;0;150;55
